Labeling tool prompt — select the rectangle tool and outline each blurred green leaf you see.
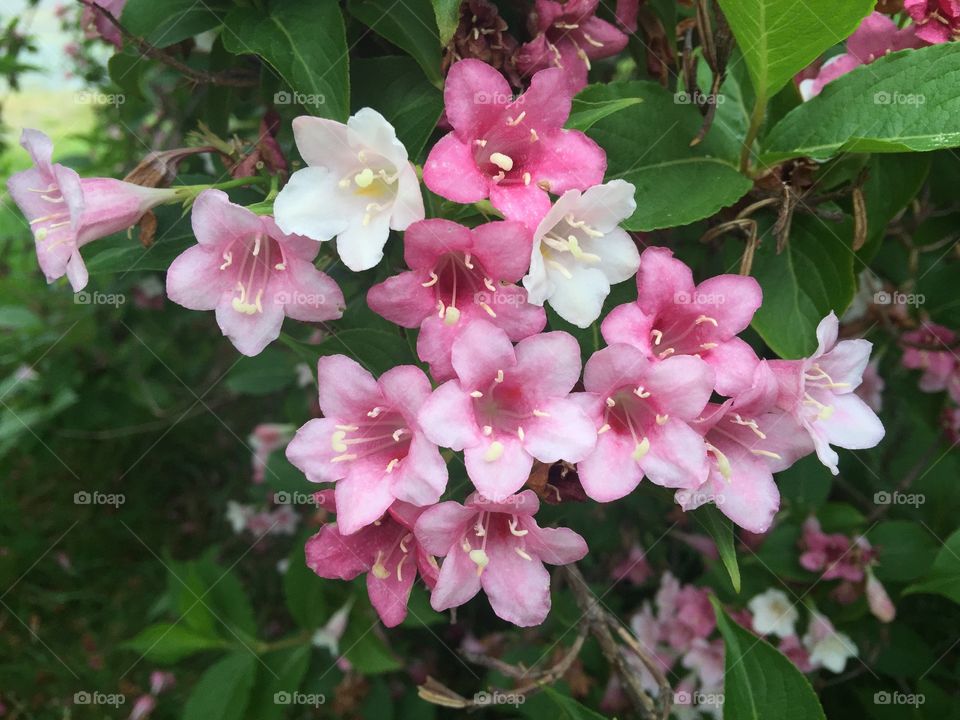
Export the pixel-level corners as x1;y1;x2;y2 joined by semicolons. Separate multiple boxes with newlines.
905;527;960;605
125;623;226;664
183;652;257;720
349;0;442;86
695;506;741;593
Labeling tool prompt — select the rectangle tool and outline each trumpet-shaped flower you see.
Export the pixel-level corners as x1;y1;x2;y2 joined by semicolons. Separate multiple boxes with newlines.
677;361;812;534
166;190;344;356
769;313;885;475
367;218;545;380
306;501;438;627
274;109;424;271
516;0;630;92
423;60;606;225
286;356;447;535
602;247;762;396
575;344;714;502
414;490;587;626
7;129;177;292
523;180;640;328
418;321;596;498
748;589;798;638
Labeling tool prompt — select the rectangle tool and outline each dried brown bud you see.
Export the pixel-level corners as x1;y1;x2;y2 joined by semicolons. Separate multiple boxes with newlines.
442;0;521;87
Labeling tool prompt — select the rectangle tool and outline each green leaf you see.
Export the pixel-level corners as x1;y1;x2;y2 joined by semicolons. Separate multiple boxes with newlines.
711;599;826;720
763;44;960;163
567;90;642;132
857;153;931;262
125;623;226;664
904;527;960;605
121;0;230;47
312;328;418;376
715;0;873;101
225;348;296;396
222;0;349;121
183;652;257;720
352;56;443;161
749;214;856;358
694;506;741;593
542;687;610;719
341;622;402;674
284;539;328;629
431;0;460;46
868;521;938;583
247;645;313;720
584;81;752;231
348;0;442;86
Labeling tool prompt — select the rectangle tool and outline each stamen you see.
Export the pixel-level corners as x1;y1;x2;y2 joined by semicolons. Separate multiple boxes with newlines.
529;129;540;142
658;347;676;359
421;271;439;287
546;259;573;279
506;111;526;126
392;428;407;442
463;253;474;269
700;342;719;350
581;31;604;47
706;443;732;480
489;152;513;171
651;329;663;345
470;390;484;398
367;407;384;418
469;548;489;575
751;449;782;460
396;553;407;581
482;425;493;436
444;305;461;325
495;369;504;383
532;409;550;418
332;453;358;463
484;441;504;462
606;397;616;407
695;315;719;326
517;426;525;440
371;551;390;579
633;386;651;399
523;172;531;185
479;302;497;318
732;414;766;439
655;414;669;425
331;430;349;452
385;458;400;473
632;437;650;461
483;277;497;292
475;139;488;147
598;423;611;434
252;234;262;256
274;263;286;270
509;517;528;536
219;251;233;270
515;547;533;561
336;424;359;431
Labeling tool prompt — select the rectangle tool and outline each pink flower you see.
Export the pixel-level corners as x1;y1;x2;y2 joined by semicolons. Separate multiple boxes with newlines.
7;129;177;291
367;218;545;380
866;568;896;623
81;0;126;49
678;361;812;534
769;313;885;475
901;322;960;401
306;501;438;627
149;670;175;695
610;543;651;586
803;613;857;673
905;0;960;44
681;638;725;688
249;423;295;484
128;695;156;720
286;356;448;535
798;517;875;582
417;321;596;498
414;490;587;626
423;60;606;225
166;189;345;356
662;583;716;653
602;247;762;396
797;13;924;100
516;0;629;92
855;359;885;413
778;635;813;673
575;344;714;502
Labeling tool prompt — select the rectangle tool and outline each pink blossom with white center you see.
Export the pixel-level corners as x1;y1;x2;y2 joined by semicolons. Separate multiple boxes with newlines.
166;190;345;356
678;361;813;534
249;423;295;484
7;129;177;292
905;0;960;44
797;13;924;100
602;246;763;396
286;356;448;535
516;0;630;92
417;320;596;498
769;312;885;475
575;343;714;502
273;109;424;271
306;501;438;627
423;60;606;226
414;490;587;626
901;322;960;402
367;218;545;381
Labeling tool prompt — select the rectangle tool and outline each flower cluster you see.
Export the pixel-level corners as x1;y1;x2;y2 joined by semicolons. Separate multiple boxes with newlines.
900;321;960;439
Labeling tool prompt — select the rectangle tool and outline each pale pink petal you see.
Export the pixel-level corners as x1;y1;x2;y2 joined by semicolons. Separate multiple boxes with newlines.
817;393;885;450
704;337;760;397
601;301;655;351
389;164;425;230
316;355;381;418
512;330;583;398
286;417;346;483
481;537;551;626
430;542;483;611
694;274;762;338
583;343;649;395
191;188;264;247
391;433;448;506
636;247;695;315
279;259;345;322
577;429;644;501
291;115;355;168
464;436;532;497
414;501;476;555
639;419;709;489
451;320;517;389
526;525;588;565
820;339;873;392
521;396;596;463
418;380;480;450
214;293;285;356
335;471;395;535
646;355;715;419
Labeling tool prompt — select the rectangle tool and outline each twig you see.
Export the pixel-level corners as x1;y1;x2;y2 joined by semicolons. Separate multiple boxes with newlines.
77;0;258;87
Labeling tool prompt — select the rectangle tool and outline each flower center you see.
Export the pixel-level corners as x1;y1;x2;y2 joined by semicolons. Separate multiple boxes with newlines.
469;369;550;451
649;313;719;358
337;150;399;226
421;252;499;325
540;213;605;278
26;183;73;247
601;387;668;462
218;232;286;315
459;512;532;576
329;405;411;474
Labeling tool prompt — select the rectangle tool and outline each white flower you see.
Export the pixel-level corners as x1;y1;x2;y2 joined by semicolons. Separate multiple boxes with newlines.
803;613;857;673
747;588;799;638
522;179;639;328
274;108;424;272
225;500;252;534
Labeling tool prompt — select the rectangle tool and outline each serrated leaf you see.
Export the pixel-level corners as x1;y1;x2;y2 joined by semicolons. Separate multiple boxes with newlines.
763;43;960;163
749;214;856;358
222;1;349;121
183;652;257;720
247;645;313;720
121;0;230;47
567;91;642;132
712;599;826;720
431;0;460;46
716;0;873;102
125;624;226;664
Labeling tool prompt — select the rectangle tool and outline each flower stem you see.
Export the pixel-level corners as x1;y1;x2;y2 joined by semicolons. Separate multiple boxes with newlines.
739;95;767;175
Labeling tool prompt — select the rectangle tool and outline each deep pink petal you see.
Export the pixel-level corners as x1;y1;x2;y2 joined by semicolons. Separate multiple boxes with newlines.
488;182;552;226
443;59;513;140
367;268;437;328
694;274;762;338
639;419;709;489
305;525;371;580
165;245;229;311
635;247;695;315
600;301;655;352
531;129;606;195
402;218;474;270
430;541;483;611
469;220;534;281
423;133;489;203
367;556;416;627
335;472;395;535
